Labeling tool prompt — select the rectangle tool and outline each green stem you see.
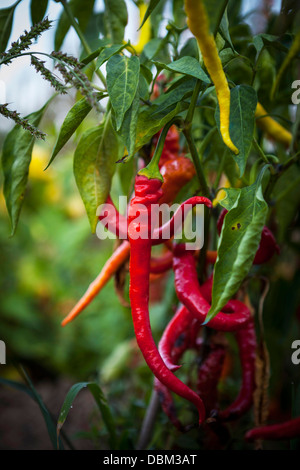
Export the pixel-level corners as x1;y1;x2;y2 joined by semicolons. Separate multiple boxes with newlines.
213;148;227;190
185;80;202;126
183;128;209;197
138;118;181;180
252;138;276;174
60;0;106;87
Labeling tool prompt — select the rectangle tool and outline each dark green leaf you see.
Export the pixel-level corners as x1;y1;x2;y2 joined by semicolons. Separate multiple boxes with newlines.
104;0;127;44
0;0;21;53
219;8;235;50
117;86;140;156
1;102;48;235
106;55;140;130
30;0;48;25
206;168;269;322
203;0;228;35
139;0;162;30
134;78;195;152
179;37;199;60
73;114;122;232
54;0;95;51
46;97;93;168
215;85;257;176
153;57;210;83
57;382;116;449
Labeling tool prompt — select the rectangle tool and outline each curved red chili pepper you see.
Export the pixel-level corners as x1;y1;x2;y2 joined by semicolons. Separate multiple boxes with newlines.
158;304;201;371
217;208;280;265
245;416;300;441
196;344;226;417
173;244;251;331
149;250;174;274
217;318;257;422
128;175;210;425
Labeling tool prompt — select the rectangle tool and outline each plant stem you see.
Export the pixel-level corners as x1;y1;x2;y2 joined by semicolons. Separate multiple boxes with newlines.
185;79;202;126
136;388;160;450
183;128;209;197
60;0;106;87
252;138;276;174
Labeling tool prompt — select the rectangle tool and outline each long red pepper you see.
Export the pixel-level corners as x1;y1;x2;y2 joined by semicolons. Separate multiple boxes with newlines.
173;244;251;331
128;174;211;425
196;344;226;417
217;318;257;421
158;304;201;371
245;416;300;441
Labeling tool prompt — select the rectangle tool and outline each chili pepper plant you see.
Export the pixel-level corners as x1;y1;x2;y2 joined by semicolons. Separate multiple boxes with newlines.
0;0;300;451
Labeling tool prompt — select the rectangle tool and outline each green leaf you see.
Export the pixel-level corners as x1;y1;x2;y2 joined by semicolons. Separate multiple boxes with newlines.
1;102;48;235
95;43;126;70
104;0;127;44
202;0;228;35
73;114;122;232
206;168;269;323
139;0;162;30
46;97;93;168
215;85;257;176
153;57;210;83
30;0;48;25
54;0;95;51
57;381;116;449
117;86;140;156
106;54;140;130
0;0;21;53
0;369;63;450
134;78;195;153
219;8;235;50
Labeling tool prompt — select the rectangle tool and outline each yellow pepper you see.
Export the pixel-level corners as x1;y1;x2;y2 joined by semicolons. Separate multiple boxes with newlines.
255;102;292;147
184;0;239;155
134;3;151;54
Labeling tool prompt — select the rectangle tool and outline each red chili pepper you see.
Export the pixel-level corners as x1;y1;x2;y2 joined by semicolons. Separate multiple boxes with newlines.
217;208;280;264
128;174;211;424
196;343;226;416
159;156;196;205
158;304;200;372
217;318;257;422
245;416;300;441
173;243;251;331
154;304;201;431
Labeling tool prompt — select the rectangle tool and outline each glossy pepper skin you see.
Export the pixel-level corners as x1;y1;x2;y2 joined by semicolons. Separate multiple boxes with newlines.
159;156;196;205
196;344;226;417
245;416;300;441
217;208;280;265
184;0;238;155
217;318;257;421
128;175;207;425
173;244;251;331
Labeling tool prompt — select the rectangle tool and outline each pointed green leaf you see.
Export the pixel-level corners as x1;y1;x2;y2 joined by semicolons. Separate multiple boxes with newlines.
106;54;140;130
73;114;122;232
139;0;162;30
54;0;95;51
0;0;21;53
206;168;269;323
117;86;140;156
152;57;210;83
104;0;127;44
95;43;125;70
215;85;257;176
134;78;195;153
30;0;48;25
46;97;93;168
57;381;116;449
203;0;228;35
1;103;48;235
